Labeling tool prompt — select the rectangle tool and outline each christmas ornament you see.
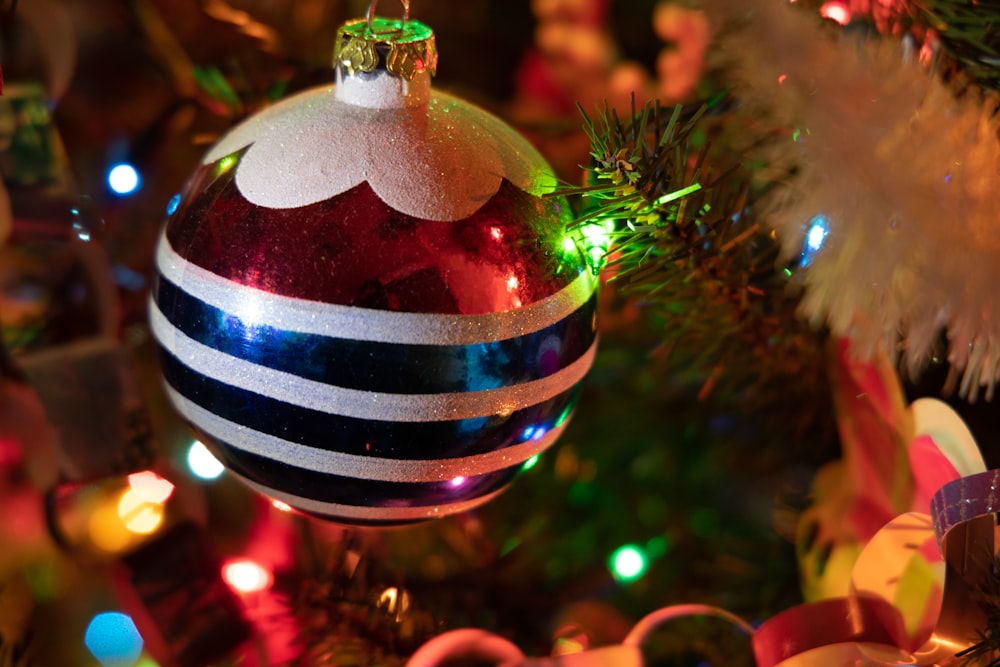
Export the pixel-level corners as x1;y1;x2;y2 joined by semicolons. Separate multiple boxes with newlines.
150;3;599;524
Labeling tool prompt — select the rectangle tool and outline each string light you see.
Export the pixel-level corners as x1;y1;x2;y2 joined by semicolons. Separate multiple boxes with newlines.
187;440;225;480
117;488;166;535
609;544;649;583
107;163;141;195
819;1;850;26
127;471;175;504
89;500;133;553
578;218;615;271
800;215;829;267
84;612;144;667
222;559;273;594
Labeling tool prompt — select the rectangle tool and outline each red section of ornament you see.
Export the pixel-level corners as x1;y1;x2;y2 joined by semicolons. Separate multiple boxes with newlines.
166;152;579;314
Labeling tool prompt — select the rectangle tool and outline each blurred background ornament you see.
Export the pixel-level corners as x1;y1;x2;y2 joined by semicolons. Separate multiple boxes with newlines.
151;5;599;524
0;18;121;356
511;0;711;180
17;340;156;483
0;0;76;105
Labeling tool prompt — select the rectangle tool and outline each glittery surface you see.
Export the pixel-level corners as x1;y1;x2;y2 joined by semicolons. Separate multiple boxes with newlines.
334;68;431;109
156;230;596;345
150;300;596;422
201;88;554;220
157;345;582;459
153;275;598;394
930;468;1000;543
166;153;579;313
231;470;510;524
152;76;598;523
334;17;437;82
164;384;568;482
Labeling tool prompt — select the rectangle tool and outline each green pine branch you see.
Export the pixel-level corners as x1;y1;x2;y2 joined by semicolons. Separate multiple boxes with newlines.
910;0;1000;89
559;98;833;446
956;548;1000;666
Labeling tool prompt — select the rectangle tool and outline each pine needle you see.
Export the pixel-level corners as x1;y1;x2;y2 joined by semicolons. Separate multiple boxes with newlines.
557;99;831;440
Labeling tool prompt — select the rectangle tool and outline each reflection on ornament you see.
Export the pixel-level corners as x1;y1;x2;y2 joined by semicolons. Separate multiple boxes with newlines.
377;586;411;621
270;499;293;513
151;10;598;524
165;194;180;216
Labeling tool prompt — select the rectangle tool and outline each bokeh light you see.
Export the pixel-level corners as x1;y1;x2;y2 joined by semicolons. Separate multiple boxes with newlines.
117;488;165;535
608;544;649;583
187;440;225;480
107;163;141;195
800;214;829;267
84;612;144;667
578;218;615;271
89;500;133;553
166;193;181;215
271;499;293;512
222;559;273;594
819;1;851;25
127;471;175;504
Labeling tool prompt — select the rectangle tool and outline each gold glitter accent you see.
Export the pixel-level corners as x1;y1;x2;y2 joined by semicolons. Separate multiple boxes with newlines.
334;16;437;81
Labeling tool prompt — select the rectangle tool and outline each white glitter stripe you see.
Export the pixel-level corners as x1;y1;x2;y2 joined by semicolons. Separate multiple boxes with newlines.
151;298;597;422
165;383;565;482
230;470;510;521
156;230;596;345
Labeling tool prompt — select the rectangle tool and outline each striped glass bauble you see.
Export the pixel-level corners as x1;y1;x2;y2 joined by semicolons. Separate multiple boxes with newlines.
150;14;599;524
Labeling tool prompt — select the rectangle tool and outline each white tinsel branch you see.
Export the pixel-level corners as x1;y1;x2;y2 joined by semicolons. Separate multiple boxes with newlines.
700;0;1000;398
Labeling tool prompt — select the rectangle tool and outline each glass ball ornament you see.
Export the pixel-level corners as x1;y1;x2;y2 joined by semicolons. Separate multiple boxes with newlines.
150;10;599;524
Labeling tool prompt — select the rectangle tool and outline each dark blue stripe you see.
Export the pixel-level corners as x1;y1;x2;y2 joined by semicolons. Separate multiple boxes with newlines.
194;430;521;511
153;274;597;395
158;348;580;460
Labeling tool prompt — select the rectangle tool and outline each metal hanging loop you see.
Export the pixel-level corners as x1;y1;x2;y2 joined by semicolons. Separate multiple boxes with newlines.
366;0;410;32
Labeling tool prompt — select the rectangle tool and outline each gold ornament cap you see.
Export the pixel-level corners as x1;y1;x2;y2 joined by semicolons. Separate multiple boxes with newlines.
333;1;437;109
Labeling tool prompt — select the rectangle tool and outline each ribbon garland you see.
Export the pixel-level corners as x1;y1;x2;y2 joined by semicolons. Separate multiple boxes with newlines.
752;467;998;667
400;461;1000;666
